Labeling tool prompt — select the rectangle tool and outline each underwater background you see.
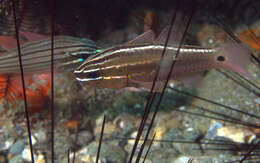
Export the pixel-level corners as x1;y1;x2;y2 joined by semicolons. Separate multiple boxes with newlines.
0;0;259;162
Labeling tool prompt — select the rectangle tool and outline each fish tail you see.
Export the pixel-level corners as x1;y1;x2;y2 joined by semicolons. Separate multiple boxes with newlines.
217;43;252;78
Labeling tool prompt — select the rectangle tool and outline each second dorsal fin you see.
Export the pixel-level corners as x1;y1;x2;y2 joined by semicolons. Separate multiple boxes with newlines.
153;11;186;46
153;25;183;45
126;30;156;45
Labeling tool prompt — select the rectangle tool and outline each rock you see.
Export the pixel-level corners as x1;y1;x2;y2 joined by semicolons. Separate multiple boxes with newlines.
131;156;152;163
204;121;223;140
163;127;203;156
65;146;99;163
36;154;46;163
94;121;118;140
77;131;93;146
87;142;126;163
113;114;136;133
0;138;14;150
163;127;184;140
20;147;46;163
34;130;47;143
127;131;144;146
255;97;260;104
184;128;201;141
174;156;192;163
153;127;167;146
217;126;256;143
65;142;126;163
53;131;75;161
9;155;23;163
31;135;37;145
201;136;237;156
9;140;25;155
21;146;32;161
0;153;7;163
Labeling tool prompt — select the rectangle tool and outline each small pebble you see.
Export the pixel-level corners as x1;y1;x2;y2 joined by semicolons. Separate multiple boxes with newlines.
0;153;7;163
31;136;37;145
179;106;185;111
174;156;192;163
77;131;93;146
204;121;223;139
21;146;32;161
87;142;126;163
2;139;14;150
34;130;47;143
9;155;23;163
9;141;25;155
255;97;260;104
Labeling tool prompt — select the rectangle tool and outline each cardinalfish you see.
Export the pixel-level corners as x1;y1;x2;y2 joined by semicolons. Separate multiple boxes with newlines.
74;26;252;91
0;31;101;73
0;31;101;113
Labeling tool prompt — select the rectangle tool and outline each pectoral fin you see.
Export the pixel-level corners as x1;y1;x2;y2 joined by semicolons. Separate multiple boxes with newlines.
179;72;205;87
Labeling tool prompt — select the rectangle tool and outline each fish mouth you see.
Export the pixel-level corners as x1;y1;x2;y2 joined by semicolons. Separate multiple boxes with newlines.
74;71;102;82
226;63;253;79
74;67;102;82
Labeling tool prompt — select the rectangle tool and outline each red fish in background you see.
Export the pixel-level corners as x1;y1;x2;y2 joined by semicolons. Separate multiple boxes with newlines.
238;28;260;51
144;11;160;37
0;36;25;50
0;31;52;114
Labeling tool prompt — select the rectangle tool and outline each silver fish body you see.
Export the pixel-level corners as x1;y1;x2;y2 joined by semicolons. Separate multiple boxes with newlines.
74;43;251;89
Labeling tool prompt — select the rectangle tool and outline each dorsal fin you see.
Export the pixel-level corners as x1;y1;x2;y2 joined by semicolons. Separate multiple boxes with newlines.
153;11;186;46
126;30;156;45
153;25;183;45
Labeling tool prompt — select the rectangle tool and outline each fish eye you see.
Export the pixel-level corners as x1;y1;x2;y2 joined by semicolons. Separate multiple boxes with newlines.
86;71;100;78
217;56;225;62
79;53;90;60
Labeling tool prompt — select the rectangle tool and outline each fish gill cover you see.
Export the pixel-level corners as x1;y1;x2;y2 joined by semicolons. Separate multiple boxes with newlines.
0;0;259;163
